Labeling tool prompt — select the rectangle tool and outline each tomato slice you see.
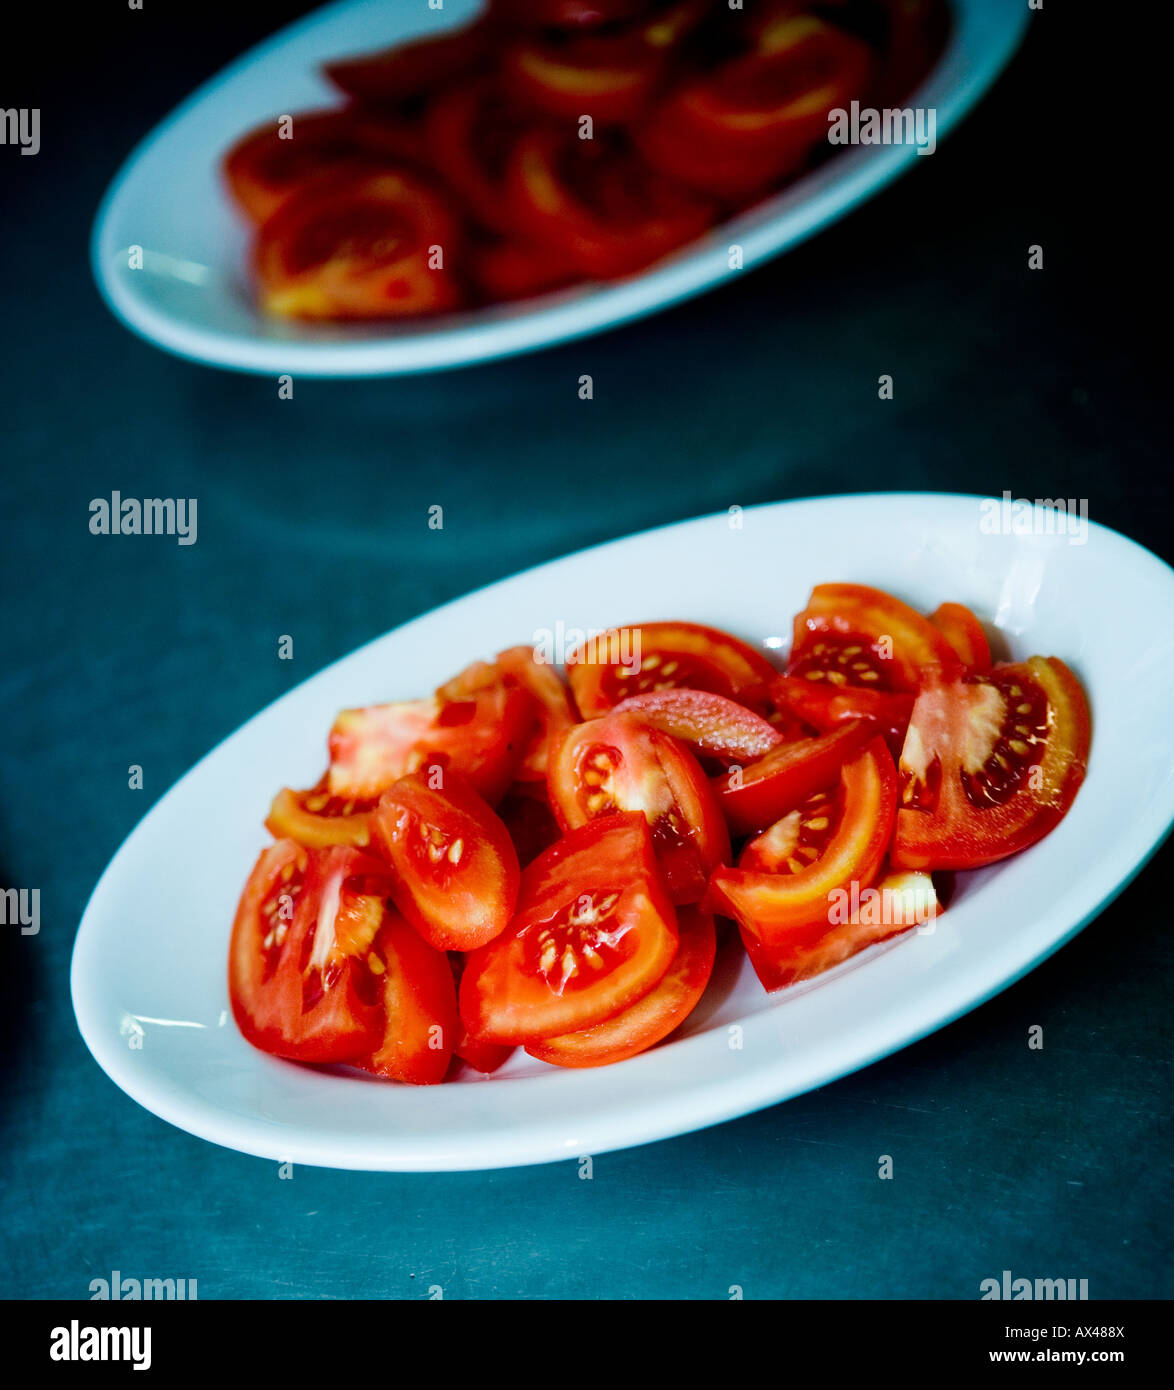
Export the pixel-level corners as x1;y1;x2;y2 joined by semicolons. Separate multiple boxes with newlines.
525;907;715;1067
253;169;464;320
265;779;375;849
505;128;714;279
355;910;459;1084
637;15;874;197
738;865;936;992
223;110;400;225
548;712;730;903
459;813;679;1044
770;673;915;754
705;737;898;986
504;30;665;124
495;646;579;780
370;770;520;951
454;1028;515;1074
424;80;542;236
472;235;580;302
928;602;992;672
228;842;388;1062
891;657;1091;871
489;0;656;29
495;781;564;867
323;21;490;106
712;718;875;838
568;621;776;717
328;683;534;806
611;688;784;765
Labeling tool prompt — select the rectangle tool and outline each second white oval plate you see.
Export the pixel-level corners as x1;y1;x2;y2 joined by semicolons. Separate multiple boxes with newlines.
91;0;1028;376
72;494;1174;1170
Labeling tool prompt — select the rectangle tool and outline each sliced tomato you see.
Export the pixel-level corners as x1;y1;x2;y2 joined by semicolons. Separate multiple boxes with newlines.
525;907;715;1067
611;688;784;765
265;780;374;849
505;128;714;280
328;683;535;806
228;842;388;1063
637;15;874;197
425;80;542;236
789;583;963;691
737;864;935;992
548;712;730;903
489;0;655;29
223;111;391;225
459;813;679;1044
712;718;875;837
495;646;579;780
495;781;564;867
370;770;520;951
568;621;776;717
454;1028;515;1074
254;169;464;320
503;30;665;124
770;673;915;754
355;910;459;1084
471;235;580;302
705;737;898;986
891;657;1091;871
928;602;992;672
324;21;490;106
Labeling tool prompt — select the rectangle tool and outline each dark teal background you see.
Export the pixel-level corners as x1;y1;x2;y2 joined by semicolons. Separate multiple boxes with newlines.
1;5;1169;1299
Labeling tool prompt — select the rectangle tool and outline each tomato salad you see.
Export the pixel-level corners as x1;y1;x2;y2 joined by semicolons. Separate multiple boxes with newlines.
222;0;948;320
229;585;1091;1082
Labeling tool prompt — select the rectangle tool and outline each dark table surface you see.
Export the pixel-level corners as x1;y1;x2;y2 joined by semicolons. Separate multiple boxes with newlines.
2;4;1169;1299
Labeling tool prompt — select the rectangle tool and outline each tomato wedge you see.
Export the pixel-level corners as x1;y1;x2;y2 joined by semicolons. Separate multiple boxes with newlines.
525;907;715;1067
548;712;730;903
356;911;459;1084
459;813;679;1044
637;15;874;197
891;657;1091;871
611;688;784;765
568;621;776;717
705;737;898;987
495;645;579;780
928;602;992;672
265;780;375;849
712;718;875;837
324;21;490;106
370;770;520;951
770;674;915;754
228;842;388;1063
254;169;464;320
328;682;534;806
505;128;714;279
472;235;580;302
504;30;665;125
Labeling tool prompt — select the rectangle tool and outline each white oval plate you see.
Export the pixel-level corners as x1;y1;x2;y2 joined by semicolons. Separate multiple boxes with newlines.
91;0;1027;377
72;494;1174;1170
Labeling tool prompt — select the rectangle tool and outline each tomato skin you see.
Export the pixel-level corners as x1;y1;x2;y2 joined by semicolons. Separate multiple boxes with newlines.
265;784;373;849
712;718;876;838
548;712;730;904
504;32;664;125
370;771;520;952
927;602;992;673
505;128;714;280
356;911;459;1084
891;656;1091;872
472;236;580;302
495;646;579;780
770;673;915;754
454;1029;515;1074
610;688;784;765
705;738;899;985
637;16;874;197
328;684;536;807
253;169;465;321
525;907;715;1067
568;621;776;718
324;22;490;106
228;842;387;1064
459;813;679;1045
